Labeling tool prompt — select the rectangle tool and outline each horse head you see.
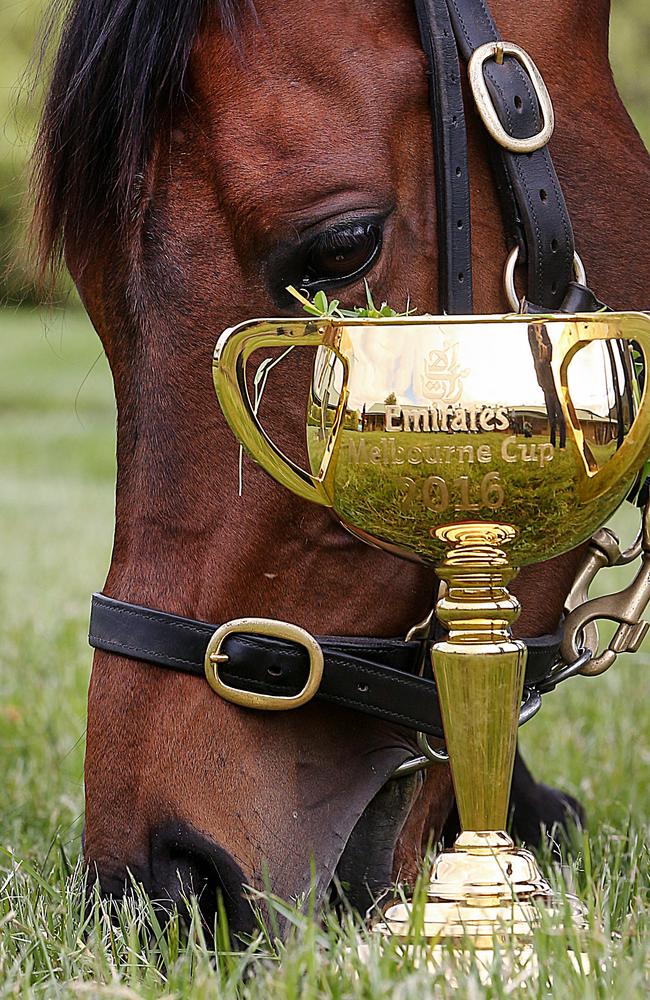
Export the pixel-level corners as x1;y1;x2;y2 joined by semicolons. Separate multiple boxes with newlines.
32;0;649;933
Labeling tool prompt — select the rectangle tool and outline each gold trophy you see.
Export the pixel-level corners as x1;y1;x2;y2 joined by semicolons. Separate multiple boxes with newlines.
212;312;650;962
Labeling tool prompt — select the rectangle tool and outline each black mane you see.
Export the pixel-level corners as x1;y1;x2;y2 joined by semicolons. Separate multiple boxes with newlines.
32;0;241;272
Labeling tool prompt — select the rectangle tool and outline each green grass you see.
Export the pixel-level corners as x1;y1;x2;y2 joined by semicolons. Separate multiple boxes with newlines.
1;307;649;996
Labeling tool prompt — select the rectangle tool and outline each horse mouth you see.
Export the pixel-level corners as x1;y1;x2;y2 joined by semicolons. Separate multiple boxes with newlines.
88;771;421;938
330;771;423;914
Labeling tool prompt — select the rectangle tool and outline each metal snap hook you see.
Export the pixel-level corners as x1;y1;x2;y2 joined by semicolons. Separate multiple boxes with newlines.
561;500;650;676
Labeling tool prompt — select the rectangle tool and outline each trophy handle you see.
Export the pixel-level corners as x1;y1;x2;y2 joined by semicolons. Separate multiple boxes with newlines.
213;319;342;505
557;316;650;501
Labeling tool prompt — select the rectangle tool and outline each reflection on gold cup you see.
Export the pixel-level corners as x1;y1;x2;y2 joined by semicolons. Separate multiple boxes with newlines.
213;313;650;964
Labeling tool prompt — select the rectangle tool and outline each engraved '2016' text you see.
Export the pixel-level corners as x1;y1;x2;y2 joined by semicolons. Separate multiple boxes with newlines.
399;473;505;513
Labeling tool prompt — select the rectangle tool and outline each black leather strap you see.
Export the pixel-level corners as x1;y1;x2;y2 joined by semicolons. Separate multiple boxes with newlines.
445;0;576;309
89;593;563;738
523;281;608;317
412;0;585;312
414;0;473;313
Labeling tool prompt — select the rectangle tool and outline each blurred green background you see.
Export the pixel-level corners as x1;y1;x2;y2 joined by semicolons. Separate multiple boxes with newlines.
1;0;44;303
1;0;650;304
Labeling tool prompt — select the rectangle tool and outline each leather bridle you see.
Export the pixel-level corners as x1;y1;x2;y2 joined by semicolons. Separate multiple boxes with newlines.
413;0;603;316
89;0;619;765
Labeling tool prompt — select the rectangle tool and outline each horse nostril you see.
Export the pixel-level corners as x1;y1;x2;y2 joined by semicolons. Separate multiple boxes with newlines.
147;821;255;938
91;821;255;939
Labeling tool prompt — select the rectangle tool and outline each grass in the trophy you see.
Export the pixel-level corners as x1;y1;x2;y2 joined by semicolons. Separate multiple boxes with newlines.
1;306;649;996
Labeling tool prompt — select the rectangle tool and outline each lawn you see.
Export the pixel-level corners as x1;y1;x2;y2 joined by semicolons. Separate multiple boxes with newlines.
0;307;648;996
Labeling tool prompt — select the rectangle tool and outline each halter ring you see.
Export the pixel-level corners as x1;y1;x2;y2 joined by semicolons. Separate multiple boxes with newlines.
504;245;587;312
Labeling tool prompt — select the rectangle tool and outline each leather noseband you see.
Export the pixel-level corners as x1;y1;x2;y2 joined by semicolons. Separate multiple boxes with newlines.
89;594;571;738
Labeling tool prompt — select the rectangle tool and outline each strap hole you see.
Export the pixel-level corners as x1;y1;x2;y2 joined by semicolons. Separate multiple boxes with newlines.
551;281;558;294
455;165;462;177
457;271;465;283
358;683;369;693
539;188;548;203
550;238;558;252
456;219;464;230
267;666;283;678
514;94;523;111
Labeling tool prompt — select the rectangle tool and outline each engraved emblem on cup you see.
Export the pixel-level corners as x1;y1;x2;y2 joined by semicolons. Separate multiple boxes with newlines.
213;314;650;568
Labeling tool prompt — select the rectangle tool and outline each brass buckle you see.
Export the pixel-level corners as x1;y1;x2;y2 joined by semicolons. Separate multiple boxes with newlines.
468;41;555;154
204;618;324;710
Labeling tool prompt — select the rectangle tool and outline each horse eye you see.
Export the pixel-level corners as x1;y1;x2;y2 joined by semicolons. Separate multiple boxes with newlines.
301;222;382;291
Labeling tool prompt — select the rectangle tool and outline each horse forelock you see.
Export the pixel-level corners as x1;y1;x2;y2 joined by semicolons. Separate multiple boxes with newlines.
30;0;251;279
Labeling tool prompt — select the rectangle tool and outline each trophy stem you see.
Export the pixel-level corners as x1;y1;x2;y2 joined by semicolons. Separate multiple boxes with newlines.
432;523;525;832
375;524;587;975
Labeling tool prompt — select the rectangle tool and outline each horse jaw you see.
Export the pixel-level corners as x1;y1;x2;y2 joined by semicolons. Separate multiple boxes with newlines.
333;773;423;914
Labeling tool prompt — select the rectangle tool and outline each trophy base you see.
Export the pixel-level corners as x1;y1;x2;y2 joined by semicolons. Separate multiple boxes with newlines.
370;831;589;981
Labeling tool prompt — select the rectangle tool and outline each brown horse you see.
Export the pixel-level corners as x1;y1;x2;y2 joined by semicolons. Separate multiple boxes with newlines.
33;0;650;933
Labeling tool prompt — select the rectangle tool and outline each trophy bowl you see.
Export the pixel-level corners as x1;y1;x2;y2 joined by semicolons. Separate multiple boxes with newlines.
214;313;650;569
213;312;650;964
